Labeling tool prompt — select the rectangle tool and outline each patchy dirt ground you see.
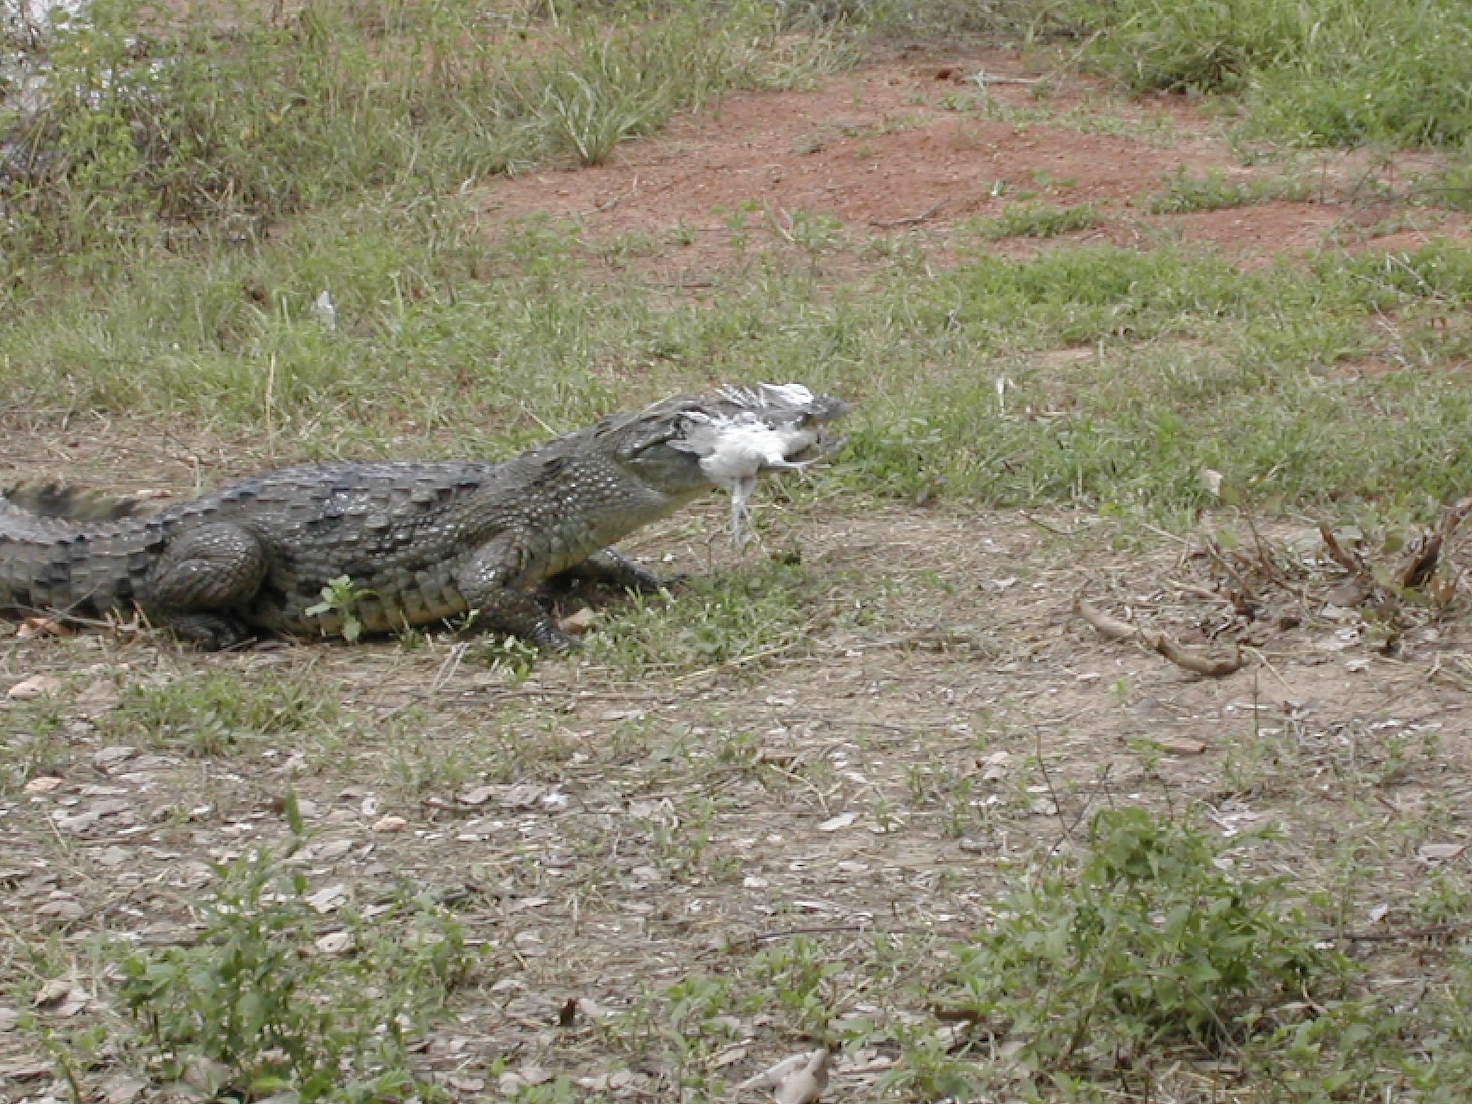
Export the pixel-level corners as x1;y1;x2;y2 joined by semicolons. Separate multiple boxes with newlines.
6;43;1472;1104
477;45;1468;281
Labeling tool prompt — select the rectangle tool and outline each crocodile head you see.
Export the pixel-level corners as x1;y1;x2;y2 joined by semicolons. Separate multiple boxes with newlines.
598;396;735;498
602;389;850;498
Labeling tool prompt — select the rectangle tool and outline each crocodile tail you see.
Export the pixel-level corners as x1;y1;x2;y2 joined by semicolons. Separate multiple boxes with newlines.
2;481;150;522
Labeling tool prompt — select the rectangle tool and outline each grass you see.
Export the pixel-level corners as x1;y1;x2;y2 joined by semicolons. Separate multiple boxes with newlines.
9;212;1472;519
1146;167;1312;213
1058;0;1472;148
970;200;1103;240
102;668;341;757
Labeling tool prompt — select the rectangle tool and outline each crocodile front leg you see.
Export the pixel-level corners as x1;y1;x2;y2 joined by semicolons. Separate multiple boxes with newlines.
455;537;575;651
561;547;666;592
141;523;268;648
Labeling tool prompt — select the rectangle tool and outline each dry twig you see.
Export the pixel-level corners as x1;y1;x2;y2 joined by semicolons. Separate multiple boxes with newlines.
1075;596;1246;678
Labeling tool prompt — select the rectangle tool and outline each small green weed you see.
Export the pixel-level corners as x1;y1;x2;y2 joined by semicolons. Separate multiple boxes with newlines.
304;574;377;643
971;201;1102;240
943;807;1347;1093
1147;167;1310;213
0;698;69;792
115;816;475;1102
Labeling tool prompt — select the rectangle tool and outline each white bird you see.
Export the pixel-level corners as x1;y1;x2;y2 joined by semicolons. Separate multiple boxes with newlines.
673;381;848;547
672;408;815;547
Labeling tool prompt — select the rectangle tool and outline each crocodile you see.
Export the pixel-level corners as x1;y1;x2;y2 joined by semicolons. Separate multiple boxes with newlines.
0;389;847;650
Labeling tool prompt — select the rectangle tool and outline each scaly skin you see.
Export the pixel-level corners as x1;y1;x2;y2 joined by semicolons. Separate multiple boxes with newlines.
0;393;842;650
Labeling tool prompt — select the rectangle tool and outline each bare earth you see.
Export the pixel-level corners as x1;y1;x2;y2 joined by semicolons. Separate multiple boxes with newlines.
5;46;1472;1103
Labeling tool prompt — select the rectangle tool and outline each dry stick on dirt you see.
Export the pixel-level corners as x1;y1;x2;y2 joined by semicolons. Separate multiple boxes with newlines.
1074;595;1246;678
1333;921;1471;944
869;202;944;228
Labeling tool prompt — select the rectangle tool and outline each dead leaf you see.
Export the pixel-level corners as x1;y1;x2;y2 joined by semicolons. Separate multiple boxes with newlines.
305;884;349;913
23;776;63;794
558;607;598;635
818;811;857;832
32;979;72;1008
101;1075;149;1104
1418;843;1465;863
774;1048;831;1104
8;674;63;700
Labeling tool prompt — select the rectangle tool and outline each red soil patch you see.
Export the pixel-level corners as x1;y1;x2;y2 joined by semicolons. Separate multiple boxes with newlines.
472;47;1471;279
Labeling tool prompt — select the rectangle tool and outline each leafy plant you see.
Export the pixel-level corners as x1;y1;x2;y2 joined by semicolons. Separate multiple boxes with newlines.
305;574;378;643
117;809;475;1102
1147;167;1310;213
972;200;1102;240
944;807;1347;1089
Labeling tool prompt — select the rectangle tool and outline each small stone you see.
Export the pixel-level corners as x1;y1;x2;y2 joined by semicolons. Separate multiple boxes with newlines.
372;815;408;833
93;746;137;770
23;776;64;794
458;785;495;807
305;884;348;913
315;931;355;955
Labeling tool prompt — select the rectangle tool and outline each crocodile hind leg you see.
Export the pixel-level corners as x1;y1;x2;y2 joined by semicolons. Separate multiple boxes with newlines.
140;523;268;649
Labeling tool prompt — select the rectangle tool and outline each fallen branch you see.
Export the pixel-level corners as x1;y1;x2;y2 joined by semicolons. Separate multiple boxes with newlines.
1399;494;1472;591
870;202;944;228
1075;596;1246;678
